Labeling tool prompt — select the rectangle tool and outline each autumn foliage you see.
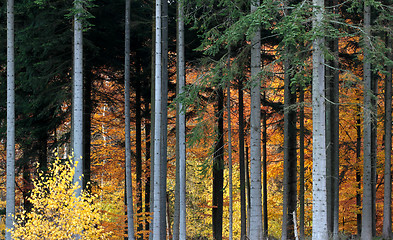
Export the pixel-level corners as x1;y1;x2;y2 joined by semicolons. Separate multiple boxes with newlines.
11;157;112;240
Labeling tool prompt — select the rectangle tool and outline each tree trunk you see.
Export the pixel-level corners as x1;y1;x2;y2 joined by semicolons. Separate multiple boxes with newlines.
312;0;328;239
299;88;305;240
227;75;233;240
356;100;362;237
5;1;15;236
160;0;169;237
238;79;247;240
125;0;135;238
383;34;393;239
73;0;84;197
249;0;262;239
145;99;151;239
173;1;187;237
83;70;92;191
362;3;373;239
282;35;297;240
213;86;224;240
136;63;143;237
262;93;268;238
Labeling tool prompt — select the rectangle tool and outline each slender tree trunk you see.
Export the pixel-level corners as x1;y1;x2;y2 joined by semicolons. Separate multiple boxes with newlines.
5;0;15;235
246;145;251;237
299;88;305;240
362;3;373;239
152;0;163;237
227;77;233;240
173;2;187;237
383;34;393;239
356;101;362;237
83;70;92;191
145;100;151;239
160;0;169;237
213;86;224;240
250;0;262;239
262;93;268;238
136;64;143;237
282;37;297;240
312;0;328;239
331;6;340;238
238;79;247;240
73;0;84;196
125;0;135;238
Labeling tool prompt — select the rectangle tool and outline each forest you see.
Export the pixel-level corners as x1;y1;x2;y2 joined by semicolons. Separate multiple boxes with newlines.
1;0;393;239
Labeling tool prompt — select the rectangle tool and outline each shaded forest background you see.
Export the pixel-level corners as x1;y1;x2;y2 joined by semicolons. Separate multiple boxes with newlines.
1;0;393;239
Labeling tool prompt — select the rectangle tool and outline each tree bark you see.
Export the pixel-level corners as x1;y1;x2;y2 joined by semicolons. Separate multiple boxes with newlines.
362;3;373;239
227;74;233;240
213;86;224;240
356;100;362;237
125;0;135;238
73;0;84;197
262;93;268;238
312;0;328;239
299;88;305;240
383;34;393;240
249;0;263;239
238;79;247;240
282;36;297;240
152;0;163;238
160;0;169;237
173;1;187;237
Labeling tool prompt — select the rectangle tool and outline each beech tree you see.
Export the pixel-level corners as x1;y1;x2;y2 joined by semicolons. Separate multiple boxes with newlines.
362;2;373;239
249;0;262;239
5;0;15;238
312;0;328;239
73;0;84;196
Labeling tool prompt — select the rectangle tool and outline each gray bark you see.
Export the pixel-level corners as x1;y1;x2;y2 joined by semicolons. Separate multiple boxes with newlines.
152;0;163;238
125;0;135;238
383;35;393;239
160;0;169;238
5;0;15;238
312;0;328;239
173;1;187;238
249;1;262;239
361;3;373;240
73;0;84;196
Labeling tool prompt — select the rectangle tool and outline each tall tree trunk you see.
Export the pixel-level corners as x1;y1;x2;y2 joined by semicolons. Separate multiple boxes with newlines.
249;0;262;239
238;79;247;240
213;86;224;240
73;0;84;196
160;1;169;237
125;0;135;238
227;76;233;240
5;0;15;235
383;34;393;239
362;3;373;239
325;1;339;237
149;12;155;240
173;1;187;237
83;70;92;191
356;101;362;237
145;99;151;239
312;0;328;239
282;35;297;240
262;93;268;238
152;0;163;238
299;88;305;240
136;63;143;237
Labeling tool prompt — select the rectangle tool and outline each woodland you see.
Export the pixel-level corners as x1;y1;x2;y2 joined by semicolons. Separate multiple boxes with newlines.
1;0;393;239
